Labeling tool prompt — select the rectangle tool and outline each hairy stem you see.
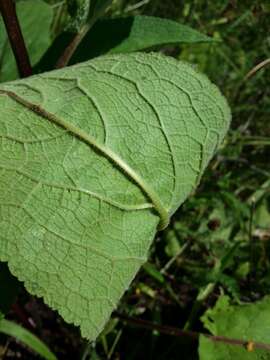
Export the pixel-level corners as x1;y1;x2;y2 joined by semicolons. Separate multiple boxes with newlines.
0;0;32;77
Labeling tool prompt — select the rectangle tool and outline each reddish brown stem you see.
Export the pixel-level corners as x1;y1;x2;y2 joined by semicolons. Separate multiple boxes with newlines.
55;24;89;69
0;0;32;78
114;312;270;352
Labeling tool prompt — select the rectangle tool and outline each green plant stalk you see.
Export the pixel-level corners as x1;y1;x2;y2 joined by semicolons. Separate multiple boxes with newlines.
184;242;242;330
51;1;67;36
161;242;189;274
80;341;94;360
108;329;123;359
183;283;215;330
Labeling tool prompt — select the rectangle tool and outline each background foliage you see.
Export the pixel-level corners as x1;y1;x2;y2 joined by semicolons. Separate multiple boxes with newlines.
0;0;270;359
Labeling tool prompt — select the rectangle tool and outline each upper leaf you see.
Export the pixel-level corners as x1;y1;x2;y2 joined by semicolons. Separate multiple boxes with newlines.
72;15;215;63
37;15;215;72
0;52;230;339
0;0;53;82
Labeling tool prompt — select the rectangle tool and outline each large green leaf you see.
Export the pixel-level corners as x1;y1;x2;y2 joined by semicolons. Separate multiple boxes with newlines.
199;295;270;359
0;0;53;82
0;52;230;339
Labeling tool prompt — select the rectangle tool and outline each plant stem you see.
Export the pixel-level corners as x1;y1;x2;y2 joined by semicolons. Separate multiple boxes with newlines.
0;0;32;77
114;312;270;352
81;341;94;360
108;329;123;359
244;58;270;81
183;283;215;330
55;23;90;68
161;242;189;274
249;200;256;276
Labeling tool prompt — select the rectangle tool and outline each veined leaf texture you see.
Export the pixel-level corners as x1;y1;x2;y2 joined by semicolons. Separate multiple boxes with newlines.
0;53;230;339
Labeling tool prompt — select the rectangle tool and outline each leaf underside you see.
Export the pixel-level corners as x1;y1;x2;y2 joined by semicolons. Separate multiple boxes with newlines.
0;53;230;339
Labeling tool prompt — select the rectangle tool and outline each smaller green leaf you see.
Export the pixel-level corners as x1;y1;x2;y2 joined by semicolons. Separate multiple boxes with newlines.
0;0;53;82
0;318;57;360
199;295;270;360
199;336;270;360
37;15;215;71
72;15;216;63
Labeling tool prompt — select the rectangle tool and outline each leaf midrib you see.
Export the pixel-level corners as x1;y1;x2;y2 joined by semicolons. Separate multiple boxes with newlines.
0;89;169;230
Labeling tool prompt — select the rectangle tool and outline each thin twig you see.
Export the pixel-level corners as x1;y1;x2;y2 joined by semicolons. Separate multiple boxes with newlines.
124;0;150;12
249;200;256;276
0;0;32;77
244;58;270;81
183;282;215;330
81;341;95;360
161;241;189;274
114;312;270;352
